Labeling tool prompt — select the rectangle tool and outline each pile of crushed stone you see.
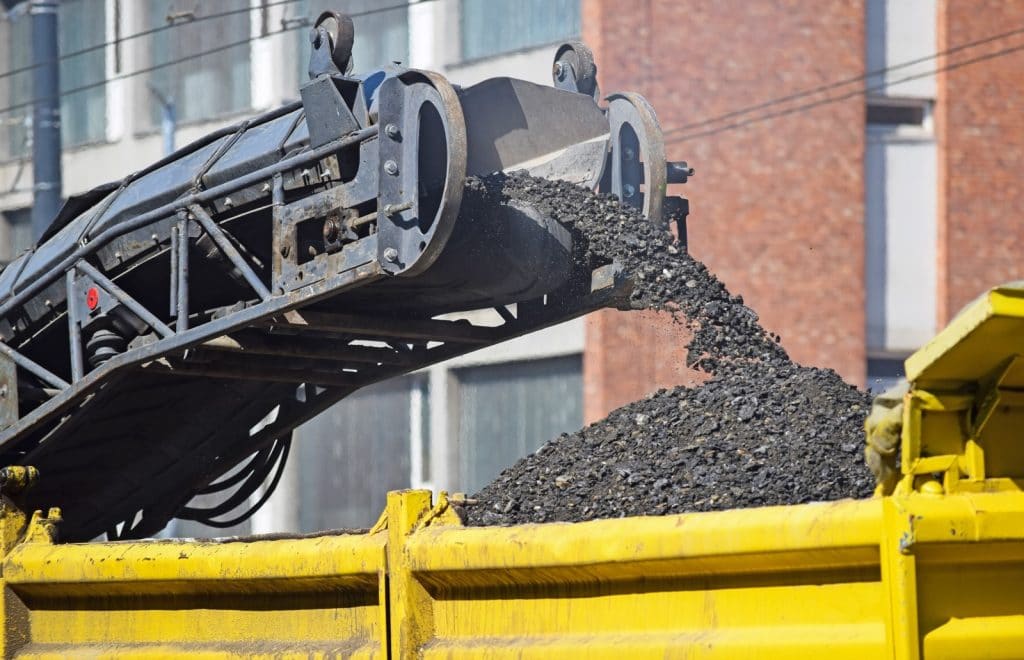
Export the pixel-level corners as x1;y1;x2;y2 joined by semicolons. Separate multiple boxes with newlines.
460;172;788;373
458;173;874;526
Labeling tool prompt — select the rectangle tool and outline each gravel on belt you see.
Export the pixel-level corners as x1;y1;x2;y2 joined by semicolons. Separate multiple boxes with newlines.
458;172;874;526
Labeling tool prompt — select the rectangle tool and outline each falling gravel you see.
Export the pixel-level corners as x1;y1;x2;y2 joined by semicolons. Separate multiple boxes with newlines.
459;172;874;526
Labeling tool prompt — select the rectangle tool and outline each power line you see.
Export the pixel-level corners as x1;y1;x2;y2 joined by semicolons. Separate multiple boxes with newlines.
662;24;1024;138
666;39;1024;144
0;0;302;83
0;0;429;117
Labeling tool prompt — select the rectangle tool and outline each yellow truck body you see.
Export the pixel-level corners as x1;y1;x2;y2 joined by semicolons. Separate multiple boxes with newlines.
1;285;1023;659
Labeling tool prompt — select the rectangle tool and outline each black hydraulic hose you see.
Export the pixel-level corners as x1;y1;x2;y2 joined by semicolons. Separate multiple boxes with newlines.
193;438;292;529
196;446;275;495
178;438;287;521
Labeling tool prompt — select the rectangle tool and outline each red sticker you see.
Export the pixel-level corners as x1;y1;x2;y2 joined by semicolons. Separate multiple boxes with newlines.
86;287;100;310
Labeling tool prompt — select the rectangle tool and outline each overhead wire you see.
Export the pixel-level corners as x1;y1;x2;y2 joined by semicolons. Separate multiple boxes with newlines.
0;0;303;83
662;24;1024;138
0;0;436;116
665;38;1024;144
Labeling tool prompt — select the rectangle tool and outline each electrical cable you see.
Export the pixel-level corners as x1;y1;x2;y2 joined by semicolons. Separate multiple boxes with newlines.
0;0;437;116
0;0;303;83
666;39;1024;144
662;24;1024;138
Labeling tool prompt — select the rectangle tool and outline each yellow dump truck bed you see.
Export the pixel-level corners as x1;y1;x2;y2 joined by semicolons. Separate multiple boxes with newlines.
2;286;1024;659
1;488;1022;659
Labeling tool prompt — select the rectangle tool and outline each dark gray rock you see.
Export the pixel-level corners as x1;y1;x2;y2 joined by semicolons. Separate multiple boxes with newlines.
458;173;873;526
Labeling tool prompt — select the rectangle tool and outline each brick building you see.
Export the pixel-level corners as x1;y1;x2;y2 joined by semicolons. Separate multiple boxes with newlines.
0;0;1020;533
584;0;1024;419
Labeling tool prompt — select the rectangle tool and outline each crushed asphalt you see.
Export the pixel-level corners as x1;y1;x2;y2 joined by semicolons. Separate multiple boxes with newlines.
458;173;874;526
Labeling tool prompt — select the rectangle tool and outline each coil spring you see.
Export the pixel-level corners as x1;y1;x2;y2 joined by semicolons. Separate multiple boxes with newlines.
86;328;127;368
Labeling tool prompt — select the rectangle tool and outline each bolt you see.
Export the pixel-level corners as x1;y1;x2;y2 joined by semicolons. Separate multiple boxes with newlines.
280;244;290;258
0;384;7;398
622;184;636;198
323;215;341;243
553;61;567;80
382;201;414;216
308;245;318;258
384;160;399;176
384;123;400;139
383;247;399;263
224;197;234;208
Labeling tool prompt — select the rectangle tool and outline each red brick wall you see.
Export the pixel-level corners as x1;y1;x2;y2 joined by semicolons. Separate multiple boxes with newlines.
582;0;866;422
936;1;1024;324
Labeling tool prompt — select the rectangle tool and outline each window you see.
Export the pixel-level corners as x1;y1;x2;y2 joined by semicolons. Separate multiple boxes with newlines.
0;208;32;267
867;356;906;393
864;97;937;354
455;355;582;493
460;0;580;62
864;5;936;356
293;0;409;81
143;0;251;128
866;98;931;128
59;0;107;147
0;8;31;160
294;375;426;531
0;1;107;156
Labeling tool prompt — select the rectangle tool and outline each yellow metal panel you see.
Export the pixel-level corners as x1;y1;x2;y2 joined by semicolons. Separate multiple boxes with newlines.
4;533;383;593
0;490;1020;659
420;624;884;660
880;497;921;660
387;490;438;660
406;498;882;575
906;286;1024;389
924;616;1024;660
2;532;387;658
395;495;888;658
890;492;1024;545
